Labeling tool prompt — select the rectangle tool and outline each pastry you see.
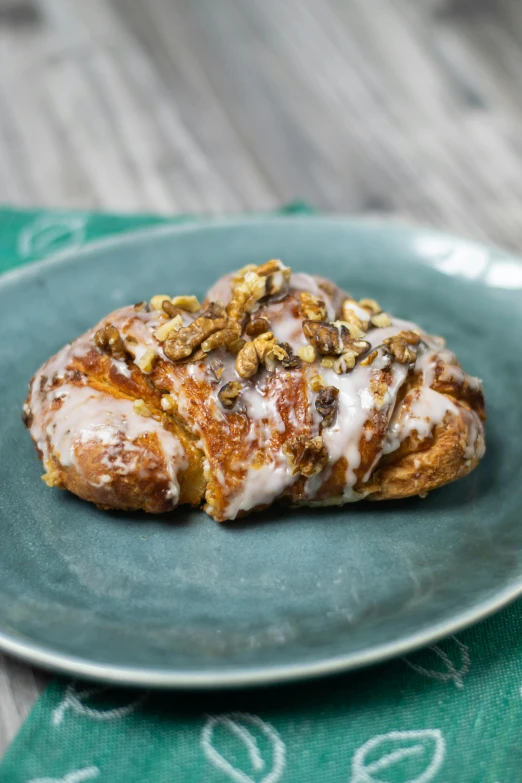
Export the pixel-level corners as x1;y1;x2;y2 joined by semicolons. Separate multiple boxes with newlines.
23;260;485;521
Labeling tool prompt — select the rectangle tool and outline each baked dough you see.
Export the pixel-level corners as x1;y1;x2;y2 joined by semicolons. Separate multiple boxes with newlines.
24;260;485;521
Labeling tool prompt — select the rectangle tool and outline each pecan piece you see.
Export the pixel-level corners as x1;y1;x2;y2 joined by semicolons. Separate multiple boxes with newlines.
163;302;226;361
94;325;127;360
236;341;259;378
283;435;328;477
299;291;328;322
218;381;242;410
383;335;417;364
315;385;339;428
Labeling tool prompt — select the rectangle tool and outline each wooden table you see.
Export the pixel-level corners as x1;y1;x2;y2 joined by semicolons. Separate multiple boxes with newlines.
1;0;522;756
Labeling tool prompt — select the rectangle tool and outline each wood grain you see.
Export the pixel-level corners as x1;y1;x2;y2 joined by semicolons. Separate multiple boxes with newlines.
2;0;522;756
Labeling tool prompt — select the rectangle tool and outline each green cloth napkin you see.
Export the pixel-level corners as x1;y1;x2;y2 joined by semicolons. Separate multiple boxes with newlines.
1;206;521;783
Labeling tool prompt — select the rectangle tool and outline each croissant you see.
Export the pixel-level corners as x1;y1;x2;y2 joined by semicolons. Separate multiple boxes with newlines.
23;260;485;522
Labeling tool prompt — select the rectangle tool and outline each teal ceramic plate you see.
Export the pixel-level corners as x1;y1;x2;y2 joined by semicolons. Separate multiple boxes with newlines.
0;217;520;687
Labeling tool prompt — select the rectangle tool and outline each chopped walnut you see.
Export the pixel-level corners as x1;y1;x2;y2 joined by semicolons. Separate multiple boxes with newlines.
383;335;417;364
227;338;246;355
283;435;328;477
94;325;127;361
336;319;366;339
359;298;382;314
136;348;156;373
309;373;327;392
321;356;336;369
299;291;328;322
297;345;317;363
236;341;259;378
171;295;201;313
370;312;392;328
246;317;271;337
201;324;242;352
302;319;371;357
133;301;150;312
232;264;258;288
162;300;183;318
398;330;421;345
227;271;267;322
150;295;171;311
341;300;369;331
315;386;339;428
133;399;152;417
333;351;357;374
218;381;242;410
154;315;183;342
278;342;302;369
369;378;389;409
163;302;226;362
360;349;378;366
253;332;277;371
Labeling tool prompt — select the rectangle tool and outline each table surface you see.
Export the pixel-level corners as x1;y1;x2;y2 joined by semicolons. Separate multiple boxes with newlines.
2;0;522;757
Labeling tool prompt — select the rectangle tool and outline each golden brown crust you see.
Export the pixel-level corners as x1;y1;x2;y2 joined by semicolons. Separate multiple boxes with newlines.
24;266;486;521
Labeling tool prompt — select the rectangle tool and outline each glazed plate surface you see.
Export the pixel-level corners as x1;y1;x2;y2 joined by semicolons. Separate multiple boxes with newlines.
0;216;519;687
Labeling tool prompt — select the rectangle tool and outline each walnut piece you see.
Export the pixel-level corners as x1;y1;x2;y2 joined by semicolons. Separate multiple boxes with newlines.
278;342;302;369
154;315;183;342
398;329;421;345
171;295;201;312
164;302;226;361
315;385;339;428
218;381;242;410
359;298;382;314
333;352;357;374
383;335;417;364
227;338;246;355
360;349;378;366
299;291;328;322
297;345;317;363
370;312;392;328
201;324;242;352
236;341;259;378
136;348;156;373
302;320;370;357
94;325;127;361
370;378;389;409
309;373;327;392
162;300;183;318
246;317;271;337
150;295;171;311
341;300;369;331
133;301;150;312
283;436;328;477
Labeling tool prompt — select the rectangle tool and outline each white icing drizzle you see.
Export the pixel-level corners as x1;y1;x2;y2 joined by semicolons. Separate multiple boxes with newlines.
27;272;485;520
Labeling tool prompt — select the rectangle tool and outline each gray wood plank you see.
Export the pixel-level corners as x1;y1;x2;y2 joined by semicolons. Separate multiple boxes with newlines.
2;0;522;758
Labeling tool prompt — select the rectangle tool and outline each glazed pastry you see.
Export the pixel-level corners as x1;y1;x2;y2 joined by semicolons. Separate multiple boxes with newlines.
23;260;485;521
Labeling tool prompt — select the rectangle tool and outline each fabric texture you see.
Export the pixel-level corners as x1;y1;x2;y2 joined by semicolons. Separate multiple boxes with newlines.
0;206;520;783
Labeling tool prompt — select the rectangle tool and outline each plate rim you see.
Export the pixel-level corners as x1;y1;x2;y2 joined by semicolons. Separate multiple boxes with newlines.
1;213;520;688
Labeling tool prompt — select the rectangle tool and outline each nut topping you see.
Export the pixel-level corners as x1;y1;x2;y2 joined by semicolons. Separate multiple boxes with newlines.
360;349;378;367
246;317;271;337
359;298;382;314
278;342;302;369
218;381;242;410
309;373;327;392
369;378;389;409
133;301;150;312
136;348;156;373
383;335;417;364
302;320;371;357
341;300;368;331
162;300;183;318
398;329;421;345
94;325;127;361
370;312;392;328
297;345;317;363
171;295;201;312
333;352;357;374
235;341;259;378
163;302;226;362
150;295;171;311
227;338;246;355
133;399;152;417
315;385;339;428
299;292;328;322
201;324;242;353
283;436;328;477
154;315;183;342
